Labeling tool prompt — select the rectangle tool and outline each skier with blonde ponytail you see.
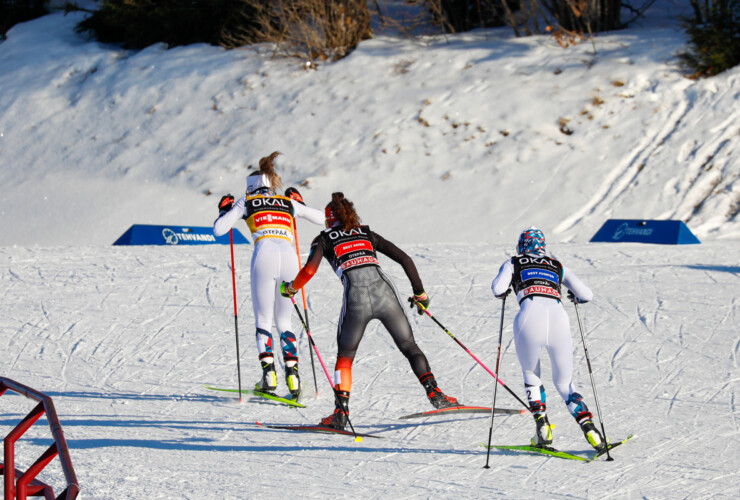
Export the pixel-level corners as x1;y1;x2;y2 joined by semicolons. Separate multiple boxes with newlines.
281;192;460;430
214;151;324;399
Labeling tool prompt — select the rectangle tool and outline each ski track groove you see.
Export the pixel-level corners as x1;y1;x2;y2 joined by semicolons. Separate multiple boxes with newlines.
556;90;691;233
701;297;734;348
665;387;681;418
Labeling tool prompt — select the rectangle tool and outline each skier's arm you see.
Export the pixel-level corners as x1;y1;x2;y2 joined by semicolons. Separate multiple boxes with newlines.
291;237;324;290
562;265;593;303
292;202;325;226
372;232;424;295
213;196;246;237
491;260;514;298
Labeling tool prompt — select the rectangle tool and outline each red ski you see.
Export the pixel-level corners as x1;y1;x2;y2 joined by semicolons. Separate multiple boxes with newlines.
399;406;526;420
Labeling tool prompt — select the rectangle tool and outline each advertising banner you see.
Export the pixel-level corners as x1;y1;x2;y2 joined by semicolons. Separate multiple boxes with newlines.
590;220;700;245
113;225;250;246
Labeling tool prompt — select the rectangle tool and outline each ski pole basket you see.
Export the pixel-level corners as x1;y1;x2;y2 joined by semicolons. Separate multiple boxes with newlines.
0;378;79;499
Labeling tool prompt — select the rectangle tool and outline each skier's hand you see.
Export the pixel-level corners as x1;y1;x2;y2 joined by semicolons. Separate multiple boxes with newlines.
218;194;235;214
567;290;587;304
285;187;305;205
280;281;298;298
408;291;429;315
495;288;511;299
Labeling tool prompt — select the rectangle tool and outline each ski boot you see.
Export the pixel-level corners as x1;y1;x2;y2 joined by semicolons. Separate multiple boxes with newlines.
531;414;554;446
420;373;460;409
256;361;277;395
285;364;301;399
319;407;348;430
427;387;459;409
319;394;349;430
580;420;606;451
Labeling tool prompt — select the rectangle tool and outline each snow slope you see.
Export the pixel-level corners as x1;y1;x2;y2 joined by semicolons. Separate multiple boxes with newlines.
0;1;738;247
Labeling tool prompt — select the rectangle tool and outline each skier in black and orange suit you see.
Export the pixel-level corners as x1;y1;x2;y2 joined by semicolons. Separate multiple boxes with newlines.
280;192;460;430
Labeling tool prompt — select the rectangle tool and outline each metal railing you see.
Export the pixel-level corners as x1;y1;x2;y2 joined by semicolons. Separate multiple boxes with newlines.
0;378;79;500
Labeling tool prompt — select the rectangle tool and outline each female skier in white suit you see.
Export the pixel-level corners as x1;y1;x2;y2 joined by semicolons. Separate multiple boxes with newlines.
491;227;605;451
214;151;323;398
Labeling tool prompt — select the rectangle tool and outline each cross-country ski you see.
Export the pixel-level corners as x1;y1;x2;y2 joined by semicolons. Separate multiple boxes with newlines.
482;434;636;462
399;406;526;420
254;421;382;439
204;384;306;408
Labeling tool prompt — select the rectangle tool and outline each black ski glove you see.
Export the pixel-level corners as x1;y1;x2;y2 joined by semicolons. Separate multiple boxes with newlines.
495;288;512;299
218;194;235;214
567;290;587;304
408;291;429;315
285;187;304;205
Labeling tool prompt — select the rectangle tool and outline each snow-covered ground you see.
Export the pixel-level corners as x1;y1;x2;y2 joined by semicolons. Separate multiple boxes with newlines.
2;242;738;498
1;0;739;498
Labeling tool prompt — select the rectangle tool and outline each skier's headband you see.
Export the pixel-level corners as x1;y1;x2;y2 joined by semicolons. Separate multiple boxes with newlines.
247;172;272;195
325;206;339;229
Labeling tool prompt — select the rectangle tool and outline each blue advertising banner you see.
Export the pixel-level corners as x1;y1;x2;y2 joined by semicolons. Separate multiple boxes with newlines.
113;225;250;246
590;219;700;245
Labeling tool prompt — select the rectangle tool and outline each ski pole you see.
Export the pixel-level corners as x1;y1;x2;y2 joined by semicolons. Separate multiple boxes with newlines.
228;230;243;402
484;294;507;468
291;218;319;397
412;299;530;412
573;300;613;461
289;296;364;442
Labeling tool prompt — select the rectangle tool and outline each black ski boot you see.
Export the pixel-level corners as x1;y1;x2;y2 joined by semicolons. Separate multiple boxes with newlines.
531;414;554;446
256;360;277;395
421;375;460;409
319;392;349;430
285;364;301;399
581;420;606;451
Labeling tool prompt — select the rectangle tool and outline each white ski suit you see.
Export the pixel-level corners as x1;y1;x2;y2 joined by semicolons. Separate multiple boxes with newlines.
491;255;593;404
214;194;323;363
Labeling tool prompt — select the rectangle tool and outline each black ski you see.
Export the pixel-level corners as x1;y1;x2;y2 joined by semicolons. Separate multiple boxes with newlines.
255;421;382;439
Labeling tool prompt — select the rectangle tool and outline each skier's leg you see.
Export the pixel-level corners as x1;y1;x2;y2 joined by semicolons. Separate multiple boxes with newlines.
275;245;300;396
374;271;458;408
251;244;278;391
514;300;553;445
319;283;369;429
547;303;604;449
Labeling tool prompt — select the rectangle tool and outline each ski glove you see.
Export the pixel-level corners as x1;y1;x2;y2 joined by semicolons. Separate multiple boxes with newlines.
567;290;587;304
408;291;429;315
495;289;512;299
280;281;298;298
285;187;305;205
218;194;235;214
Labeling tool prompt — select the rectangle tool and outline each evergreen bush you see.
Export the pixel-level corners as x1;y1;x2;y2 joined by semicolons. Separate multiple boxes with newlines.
1;0;49;39
678;0;740;78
